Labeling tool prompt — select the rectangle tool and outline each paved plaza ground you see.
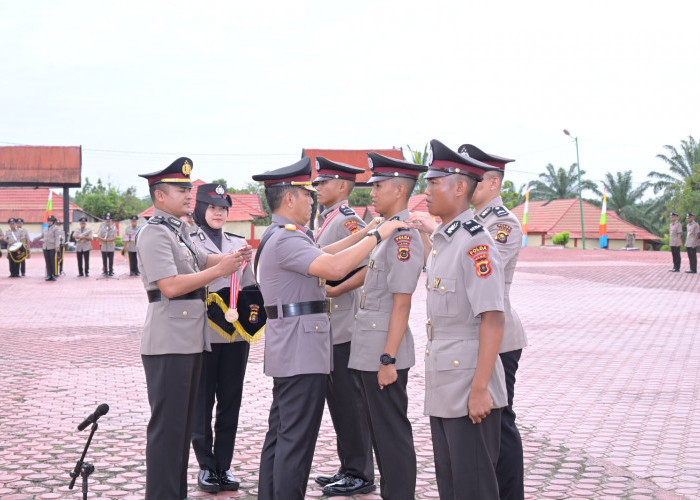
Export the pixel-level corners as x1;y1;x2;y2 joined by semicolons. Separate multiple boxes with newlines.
1;247;699;499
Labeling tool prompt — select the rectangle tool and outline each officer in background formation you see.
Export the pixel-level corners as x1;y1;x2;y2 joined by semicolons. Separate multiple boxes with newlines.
685;212;698;274
16;218;30;276
136;158;247;500
421;139;507;498
252;158;405;500
347;152;427;500
124;215;140;276
98;213;117;276
35;215;62;281
56;220;66;276
72;217;93;277
466;143;527;500
190;184;255;494
669;212;682;272
5;218;21;278
311;158;376;496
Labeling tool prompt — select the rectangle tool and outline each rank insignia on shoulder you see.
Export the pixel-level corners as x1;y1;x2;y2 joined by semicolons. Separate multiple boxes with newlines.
493;206;509;217
168;217;183;228
462;220;484;235
339;205;355;216
479;207;493;218
284;224;297;231
148;216;165;225
197;232;206;241
444;220;461;237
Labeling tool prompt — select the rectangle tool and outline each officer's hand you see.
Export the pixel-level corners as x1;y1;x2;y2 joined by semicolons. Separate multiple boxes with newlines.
238;244;253;262
325;284;340;297
366;216;385;231
218;251;243;276
377;220;408;240
377;364;398;390
467;387;493;425
407;211;438;234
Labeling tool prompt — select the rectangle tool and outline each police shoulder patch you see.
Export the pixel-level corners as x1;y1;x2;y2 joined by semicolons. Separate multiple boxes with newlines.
462;220;484;235
444;220;461;237
467;244;493;278
494;223;512;243
394;234;412;262
493;206;509;217
344;219;360;234
339;205;355;216
479;207;493;218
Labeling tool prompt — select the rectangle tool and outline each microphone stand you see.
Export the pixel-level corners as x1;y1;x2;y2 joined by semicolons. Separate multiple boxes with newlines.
68;421;98;500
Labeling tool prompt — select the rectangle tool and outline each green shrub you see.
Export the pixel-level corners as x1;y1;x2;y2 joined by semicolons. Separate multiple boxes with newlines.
660;244;670;251
552;231;570;246
115;236;124;247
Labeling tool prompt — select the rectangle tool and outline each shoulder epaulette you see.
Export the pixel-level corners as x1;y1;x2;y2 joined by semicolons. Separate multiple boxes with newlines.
148;216;165;225
339;205;355;217
224;231;245;240
462;220;484;235
166;217;183;229
444;220;461;237
196;232;205;241
479;207;493;218
493;206;509;217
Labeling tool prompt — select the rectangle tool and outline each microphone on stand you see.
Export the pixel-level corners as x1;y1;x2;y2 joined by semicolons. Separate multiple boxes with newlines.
77;404;109;431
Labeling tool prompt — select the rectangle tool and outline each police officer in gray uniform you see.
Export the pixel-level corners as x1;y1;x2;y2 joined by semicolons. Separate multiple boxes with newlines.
98;214;117;276
16;218;30;276
465;143;527;500
311;157;376;496
35;215;62;281
669;212;682;272
190;183;256;493
124;215;141;276
347;152;427;500
421;139;507;499
685;212;698;274
73;217;93;276
253;157;406;500
5;218;21;277
137;158;248;500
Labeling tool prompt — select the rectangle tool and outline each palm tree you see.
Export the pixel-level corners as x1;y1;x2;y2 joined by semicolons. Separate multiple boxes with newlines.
604;171;649;218
406;144;429;194
648;135;700;194
531;163;600;200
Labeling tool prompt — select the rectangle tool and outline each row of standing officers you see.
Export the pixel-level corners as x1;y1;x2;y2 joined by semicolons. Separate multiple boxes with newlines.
135;139;528;500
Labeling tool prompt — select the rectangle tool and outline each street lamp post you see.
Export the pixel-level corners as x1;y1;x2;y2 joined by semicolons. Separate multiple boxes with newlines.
563;129;586;249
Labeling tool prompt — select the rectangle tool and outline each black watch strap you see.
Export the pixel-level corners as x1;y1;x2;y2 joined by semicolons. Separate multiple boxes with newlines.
368;229;382;245
380;353;396;365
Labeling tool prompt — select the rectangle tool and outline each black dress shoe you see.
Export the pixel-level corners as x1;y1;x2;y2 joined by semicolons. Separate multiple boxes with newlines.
46;276;57;281
218;469;240;491
685;270;697;274
669;269;680;272
78;273;84;277
197;469;220;493
108;271;114;276
315;472;346;487
323;475;376;497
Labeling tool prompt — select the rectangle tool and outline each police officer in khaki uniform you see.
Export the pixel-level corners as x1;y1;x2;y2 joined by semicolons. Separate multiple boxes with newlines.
124;215;141;276
466;143;527;500
669;212;682;272
16;218;30;277
98;214;118;276
190;184;255;494
137;158;249;500
5;218;21;278
253;157;406;500
420;139;507;499
35;215;62;281
311;157;376;496
685;212;698;274
73;217;93;277
347;152;427;500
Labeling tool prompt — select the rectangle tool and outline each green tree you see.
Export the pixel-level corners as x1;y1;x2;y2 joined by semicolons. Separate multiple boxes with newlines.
604;171;649;220
406;144;429;194
648;135;700;194
73;178;150;220
227;182;270;224
349;188;372;207
211;178;228;189
530;163;600;200
500;180;526;209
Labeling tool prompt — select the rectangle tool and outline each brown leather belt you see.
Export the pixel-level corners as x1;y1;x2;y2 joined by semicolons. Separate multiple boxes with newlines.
147;287;207;303
264;300;331;319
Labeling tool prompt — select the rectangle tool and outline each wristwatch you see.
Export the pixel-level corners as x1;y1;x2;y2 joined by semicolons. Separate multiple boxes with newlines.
380;353;396;365
367;229;382;245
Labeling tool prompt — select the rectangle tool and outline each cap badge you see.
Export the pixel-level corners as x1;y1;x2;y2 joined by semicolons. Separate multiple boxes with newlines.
182;160;192;176
427;145;434;165
215;184;225;195
368;157;374;170
315;159;320;171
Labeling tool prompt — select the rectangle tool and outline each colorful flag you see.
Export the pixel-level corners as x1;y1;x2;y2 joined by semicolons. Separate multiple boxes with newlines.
522;184;531;247
42;191;53;233
599;184;608;248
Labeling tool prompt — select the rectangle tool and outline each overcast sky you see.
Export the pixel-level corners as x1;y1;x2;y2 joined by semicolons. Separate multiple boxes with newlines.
1;0;697;198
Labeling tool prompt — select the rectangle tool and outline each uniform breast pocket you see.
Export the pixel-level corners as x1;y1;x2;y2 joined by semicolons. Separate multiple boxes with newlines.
365;260;386;289
302;317;330;334
431;278;459;317
168;300;204;320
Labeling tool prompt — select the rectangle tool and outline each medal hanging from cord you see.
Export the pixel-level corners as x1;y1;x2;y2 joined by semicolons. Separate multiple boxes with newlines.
225;260;248;324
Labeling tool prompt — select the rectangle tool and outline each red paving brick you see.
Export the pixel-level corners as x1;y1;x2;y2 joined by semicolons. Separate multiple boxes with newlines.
1;248;698;498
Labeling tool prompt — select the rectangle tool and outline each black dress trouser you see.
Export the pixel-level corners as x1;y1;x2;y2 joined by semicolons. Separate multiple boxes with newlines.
497;350;524;500
671;246;681;270
687;247;697;272
101;251;114;274
43;249;56;278
128;251;139;274
77;250;90;275
8;254;20;276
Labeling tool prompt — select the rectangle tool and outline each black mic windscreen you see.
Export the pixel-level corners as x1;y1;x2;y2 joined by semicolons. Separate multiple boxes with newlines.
97;404;109;416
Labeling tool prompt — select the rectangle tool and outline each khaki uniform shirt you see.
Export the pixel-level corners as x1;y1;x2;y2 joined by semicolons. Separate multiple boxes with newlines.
137;208;209;355
73;227;93;252
4;228;20;246
669;221;682;247
191;228;256;345
258;214;330;378
315;201;367;345
424;208;507;418
17;227;30;246
123;225;139;253
348;209;424;372
475;196;528;353
98;223;117;252
41;224;62;250
685;221;699;248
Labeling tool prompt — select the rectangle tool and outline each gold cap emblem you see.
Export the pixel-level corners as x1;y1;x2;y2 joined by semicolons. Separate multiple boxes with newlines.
182;160;192;176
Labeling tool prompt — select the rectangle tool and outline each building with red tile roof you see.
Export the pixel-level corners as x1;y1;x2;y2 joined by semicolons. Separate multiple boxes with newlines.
302;148;404;186
0;146;82;187
0;187;87;227
509;198;660;250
